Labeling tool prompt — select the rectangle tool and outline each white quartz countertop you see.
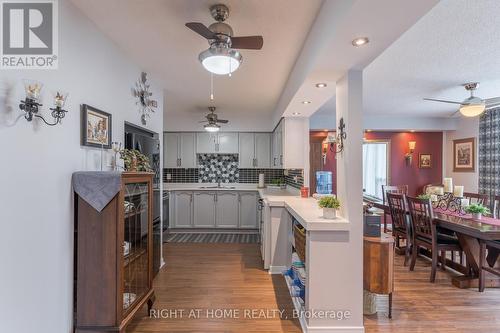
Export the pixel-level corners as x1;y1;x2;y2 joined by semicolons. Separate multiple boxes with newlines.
164;183;266;191
284;197;350;231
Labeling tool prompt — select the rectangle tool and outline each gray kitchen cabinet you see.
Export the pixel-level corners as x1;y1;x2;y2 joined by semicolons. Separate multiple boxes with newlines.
239;133;271;168
164;133;180;168
239;192;258;228
196;132;217;154
163;132;196;168
271;121;283;168
238;133;255;168
217;132;239;153
173;191;193;228
255;133;271;168
215;192;239;228
193;192;216;228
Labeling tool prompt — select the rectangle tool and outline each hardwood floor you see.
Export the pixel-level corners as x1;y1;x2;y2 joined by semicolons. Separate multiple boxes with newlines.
127;243;301;332
128;243;500;333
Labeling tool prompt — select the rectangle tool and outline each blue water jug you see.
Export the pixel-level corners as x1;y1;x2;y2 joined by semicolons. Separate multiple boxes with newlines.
316;171;332;194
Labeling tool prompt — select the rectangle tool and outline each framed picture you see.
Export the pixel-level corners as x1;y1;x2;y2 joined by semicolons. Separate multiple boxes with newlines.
419;154;432;168
453;137;475;172
81;104;112;149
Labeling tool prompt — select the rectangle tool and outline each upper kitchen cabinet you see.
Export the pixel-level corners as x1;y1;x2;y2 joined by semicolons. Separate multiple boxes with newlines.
196;132;238;154
272;118;308;170
163;132;196;168
239;133;271;168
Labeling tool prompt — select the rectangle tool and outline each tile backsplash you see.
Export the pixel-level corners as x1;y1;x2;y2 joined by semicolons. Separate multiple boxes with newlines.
163;154;298;186
198;154;239;183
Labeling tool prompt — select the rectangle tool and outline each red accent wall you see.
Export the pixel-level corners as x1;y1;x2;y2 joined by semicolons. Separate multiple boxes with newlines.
364;131;443;196
310;131;337;194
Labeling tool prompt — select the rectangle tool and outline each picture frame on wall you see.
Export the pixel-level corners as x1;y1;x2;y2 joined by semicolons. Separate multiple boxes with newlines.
81;104;112;149
419;154;432;169
453;137;475;172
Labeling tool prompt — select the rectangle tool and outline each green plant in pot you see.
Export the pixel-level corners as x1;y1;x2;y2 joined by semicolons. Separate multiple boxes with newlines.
464;203;490;220
417;194;431;200
318;196;340;219
119;149;152;172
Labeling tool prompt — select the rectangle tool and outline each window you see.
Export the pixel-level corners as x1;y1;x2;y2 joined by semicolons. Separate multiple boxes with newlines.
363;141;389;199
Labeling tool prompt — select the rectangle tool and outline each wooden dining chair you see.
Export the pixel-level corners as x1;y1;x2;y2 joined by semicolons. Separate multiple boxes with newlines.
492;195;500;219
406;196;462;282
463;192;489;206
387;193;411;266
479;239;500;292
382;185;409;233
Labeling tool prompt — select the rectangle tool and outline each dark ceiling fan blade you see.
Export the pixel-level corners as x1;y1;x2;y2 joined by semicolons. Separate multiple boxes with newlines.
216;119;229;123
423;98;464;105
185;22;216;39
231;36;263;49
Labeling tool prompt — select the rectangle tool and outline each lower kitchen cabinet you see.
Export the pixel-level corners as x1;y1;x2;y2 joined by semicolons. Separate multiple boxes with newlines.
170;190;258;230
239;192;258;228
173;191;193;228
193;192;216;227
216;192;239;228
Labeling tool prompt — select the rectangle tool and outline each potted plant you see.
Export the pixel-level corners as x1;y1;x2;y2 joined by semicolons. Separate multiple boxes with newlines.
318;196;340;219
417;194;431;200
464;203;490;220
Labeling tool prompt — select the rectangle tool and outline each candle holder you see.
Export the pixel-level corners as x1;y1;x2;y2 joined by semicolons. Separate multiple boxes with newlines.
432;192;466;215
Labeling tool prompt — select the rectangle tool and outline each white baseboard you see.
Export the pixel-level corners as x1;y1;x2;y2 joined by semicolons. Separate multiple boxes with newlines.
268;265;287;274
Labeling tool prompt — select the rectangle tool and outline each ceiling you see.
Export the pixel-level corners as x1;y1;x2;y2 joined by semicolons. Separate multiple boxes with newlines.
363;0;500;117
70;0;322;131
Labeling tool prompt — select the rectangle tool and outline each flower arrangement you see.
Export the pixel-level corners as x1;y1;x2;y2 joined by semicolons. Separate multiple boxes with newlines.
417;194;431;200
464;203;490;219
119;149;152;172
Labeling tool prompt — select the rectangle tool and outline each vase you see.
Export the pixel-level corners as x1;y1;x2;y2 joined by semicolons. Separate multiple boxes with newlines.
472;212;482;220
323;208;337;219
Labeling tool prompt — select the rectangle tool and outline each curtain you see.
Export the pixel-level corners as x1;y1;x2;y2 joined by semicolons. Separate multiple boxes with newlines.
478;107;500;203
363;143;388;199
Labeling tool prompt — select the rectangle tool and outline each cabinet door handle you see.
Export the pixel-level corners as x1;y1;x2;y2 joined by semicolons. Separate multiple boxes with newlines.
214;194;217;202
179;158;182;167
280;155;283;166
273;157;276;167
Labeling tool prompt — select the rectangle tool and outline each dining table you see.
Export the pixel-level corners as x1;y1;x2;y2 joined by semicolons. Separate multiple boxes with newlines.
364;196;500;289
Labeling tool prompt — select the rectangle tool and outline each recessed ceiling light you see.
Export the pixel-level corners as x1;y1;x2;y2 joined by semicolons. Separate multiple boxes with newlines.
410;130;415;133
292;112;301;116
315;83;327;88
366;129;372;132
302;101;311;104
352;37;369;47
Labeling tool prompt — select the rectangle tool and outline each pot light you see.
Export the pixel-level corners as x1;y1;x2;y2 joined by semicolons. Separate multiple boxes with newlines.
352;37;369;47
199;45;242;75
459;103;486;117
204;123;220;132
302;101;311;104
315;83;327;88
292;112;301;116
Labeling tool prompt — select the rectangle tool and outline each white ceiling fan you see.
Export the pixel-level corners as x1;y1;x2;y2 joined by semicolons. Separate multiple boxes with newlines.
423;82;500;117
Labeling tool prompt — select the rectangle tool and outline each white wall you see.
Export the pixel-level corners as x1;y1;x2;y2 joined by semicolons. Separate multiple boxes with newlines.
0;2;163;332
444;117;479;192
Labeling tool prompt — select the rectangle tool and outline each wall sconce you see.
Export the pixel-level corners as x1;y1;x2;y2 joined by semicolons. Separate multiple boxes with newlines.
19;79;68;126
322;140;328;165
405;141;416;165
330;117;347;154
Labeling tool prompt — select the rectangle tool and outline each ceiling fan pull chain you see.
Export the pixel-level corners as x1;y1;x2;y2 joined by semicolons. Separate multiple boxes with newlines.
210;73;214;101
228;57;232;77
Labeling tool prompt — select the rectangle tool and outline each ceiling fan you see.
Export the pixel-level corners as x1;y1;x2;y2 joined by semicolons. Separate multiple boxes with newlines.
186;4;264;76
200;106;228;132
423;82;500;117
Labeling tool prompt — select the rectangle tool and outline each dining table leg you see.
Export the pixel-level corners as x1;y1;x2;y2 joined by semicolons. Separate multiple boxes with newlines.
452;233;500;288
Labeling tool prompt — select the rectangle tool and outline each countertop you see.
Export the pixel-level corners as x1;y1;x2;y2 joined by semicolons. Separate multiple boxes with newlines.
164;183;350;232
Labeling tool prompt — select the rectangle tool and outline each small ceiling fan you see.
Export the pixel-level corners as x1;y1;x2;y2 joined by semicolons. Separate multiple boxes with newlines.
200;106;228;132
423;82;500;117
186;4;264;75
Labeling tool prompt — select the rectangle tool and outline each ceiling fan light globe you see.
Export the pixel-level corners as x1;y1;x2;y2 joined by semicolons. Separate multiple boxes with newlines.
199;47;242;75
459;103;485;117
204;123;220;132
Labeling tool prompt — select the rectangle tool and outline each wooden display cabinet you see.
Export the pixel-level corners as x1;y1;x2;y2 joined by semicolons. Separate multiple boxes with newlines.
74;172;155;333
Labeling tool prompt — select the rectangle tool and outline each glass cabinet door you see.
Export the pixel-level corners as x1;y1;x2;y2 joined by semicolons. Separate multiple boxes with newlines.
123;182;149;312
